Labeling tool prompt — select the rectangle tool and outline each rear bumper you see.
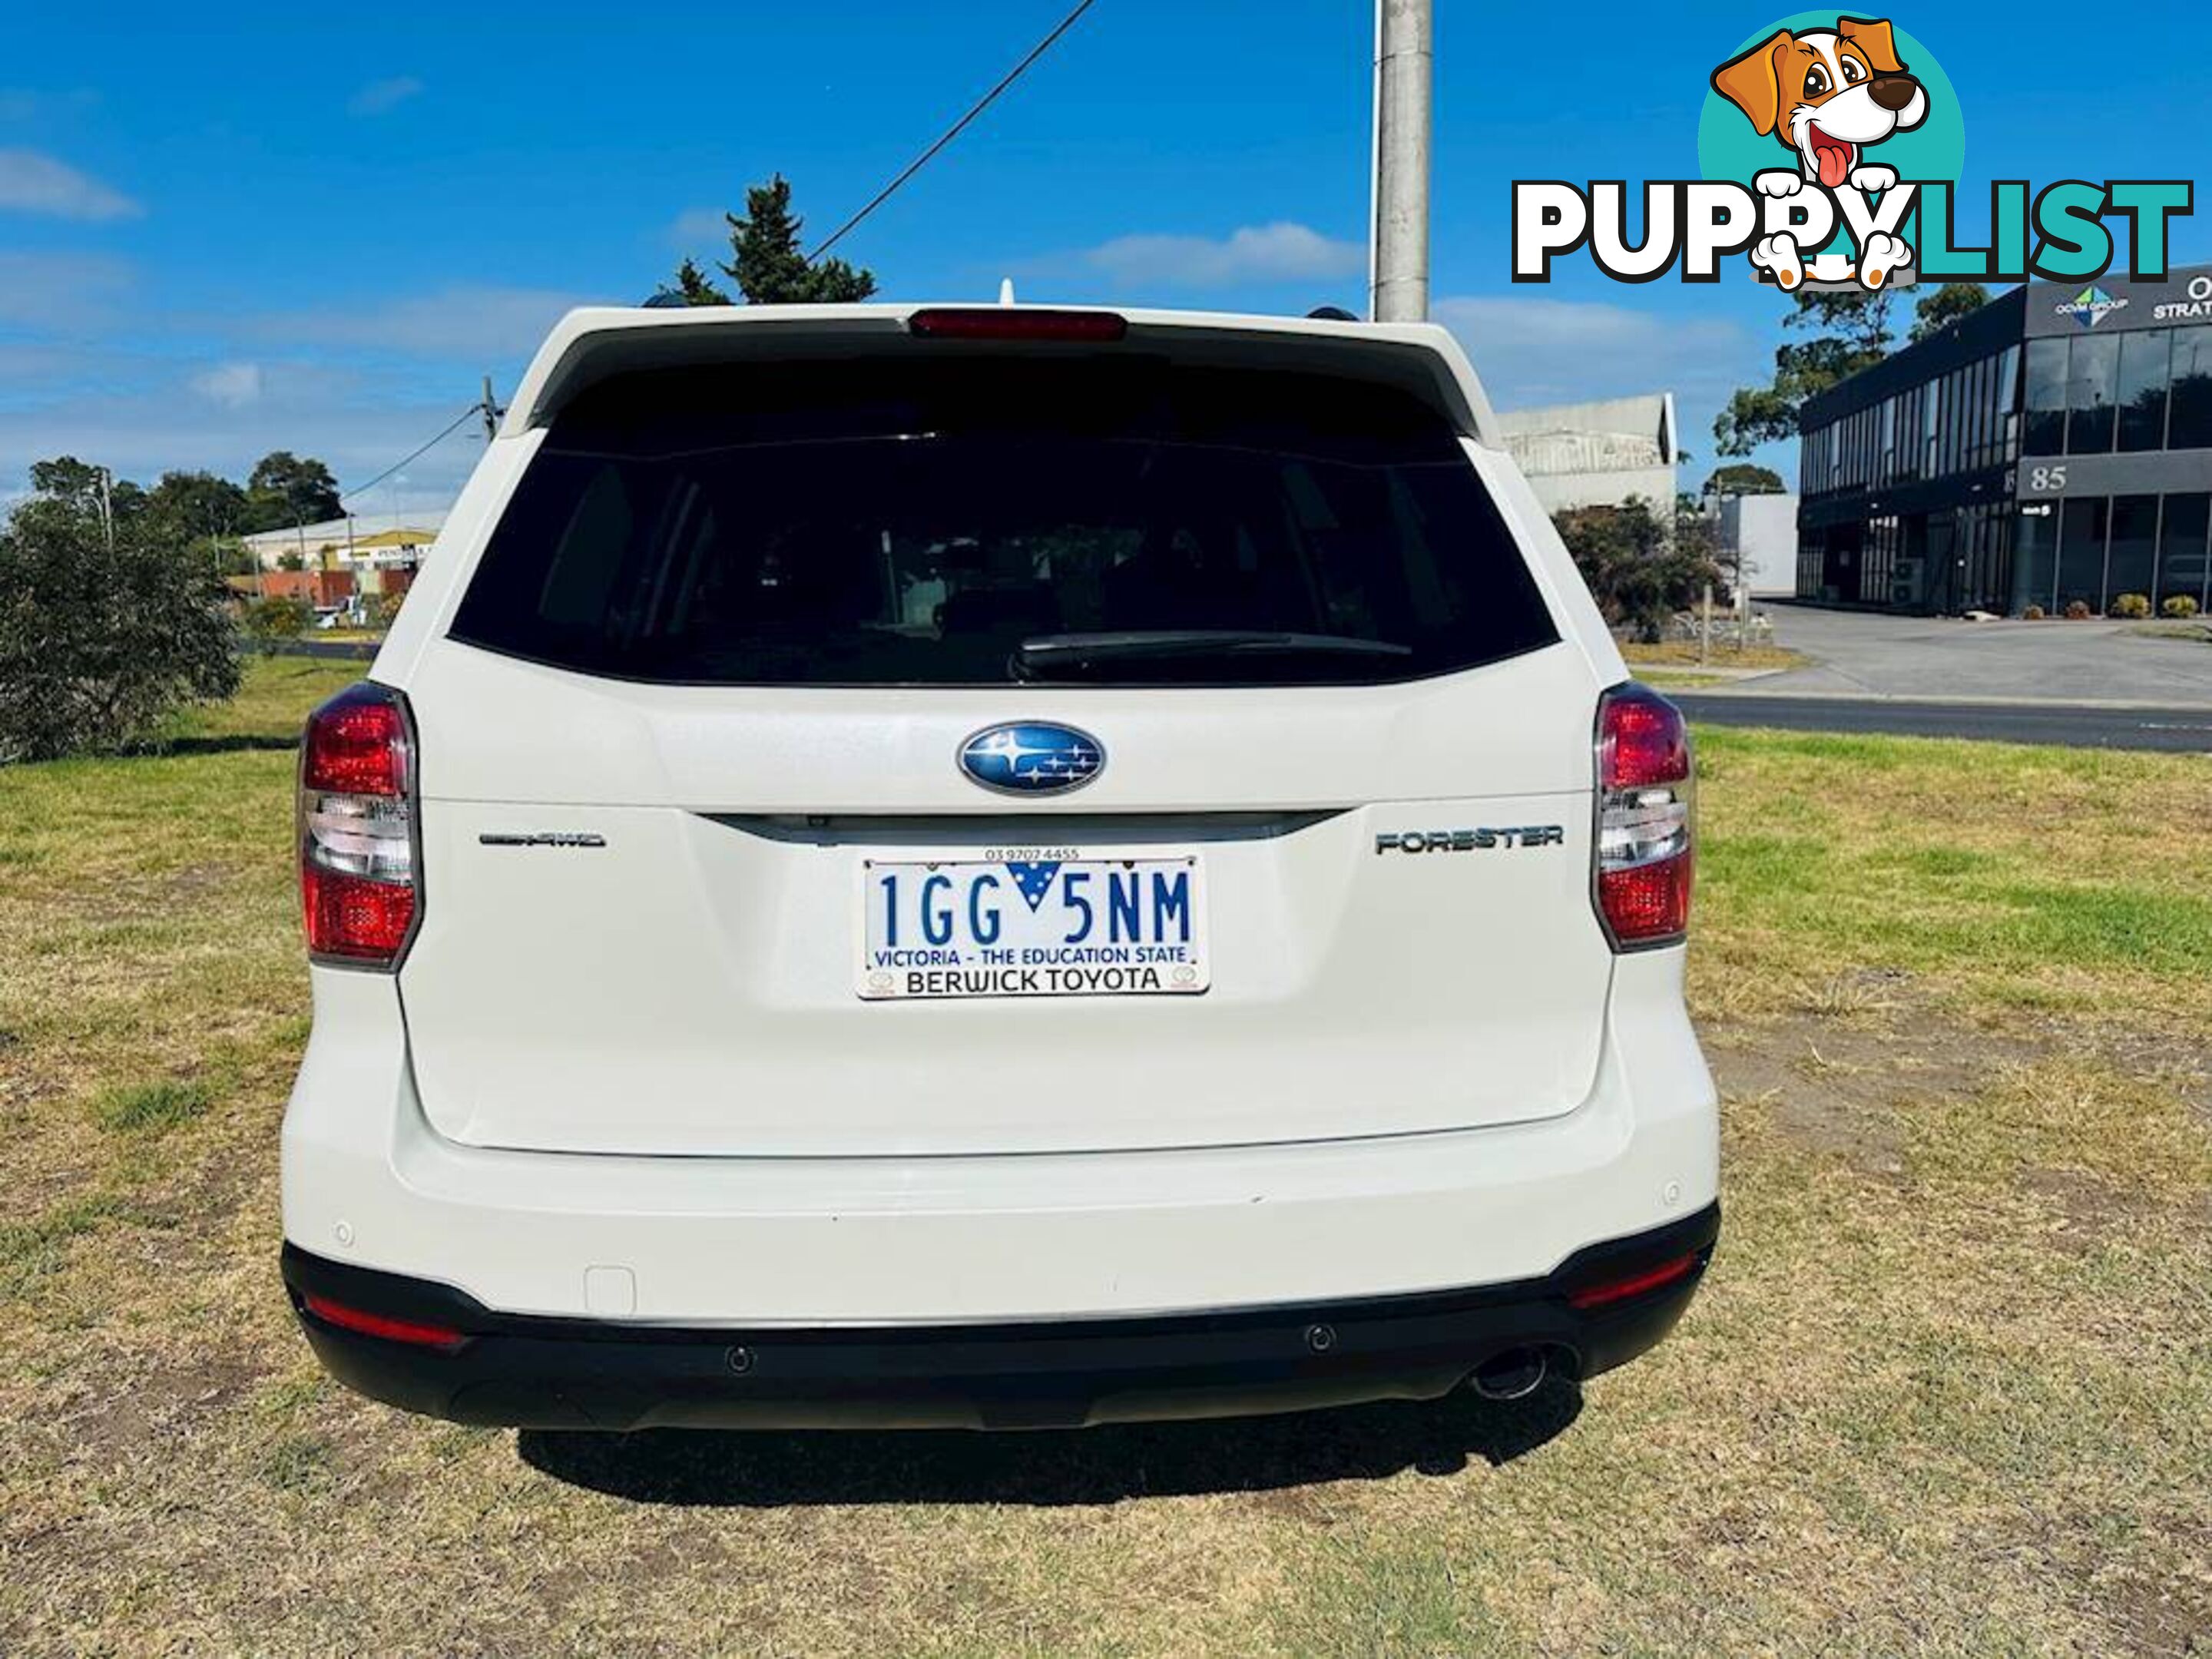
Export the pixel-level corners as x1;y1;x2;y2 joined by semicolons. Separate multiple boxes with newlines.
281;955;1719;1326
284;1201;1717;1429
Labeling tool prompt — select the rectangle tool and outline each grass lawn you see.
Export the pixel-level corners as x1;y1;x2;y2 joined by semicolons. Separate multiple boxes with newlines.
1620;639;1810;673
2;659;2208;1654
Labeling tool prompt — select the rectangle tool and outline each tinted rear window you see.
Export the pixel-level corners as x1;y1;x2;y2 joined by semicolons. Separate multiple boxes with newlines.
450;356;1557;686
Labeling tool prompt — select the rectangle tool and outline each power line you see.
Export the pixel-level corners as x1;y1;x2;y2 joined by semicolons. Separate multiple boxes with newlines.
806;0;1099;263
338;403;484;505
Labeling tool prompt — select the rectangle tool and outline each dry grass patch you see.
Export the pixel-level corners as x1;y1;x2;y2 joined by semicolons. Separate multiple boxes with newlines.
1621;639;1810;671
1;662;2208;1654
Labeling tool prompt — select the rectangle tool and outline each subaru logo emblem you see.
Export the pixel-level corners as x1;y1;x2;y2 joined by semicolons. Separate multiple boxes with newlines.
957;722;1104;796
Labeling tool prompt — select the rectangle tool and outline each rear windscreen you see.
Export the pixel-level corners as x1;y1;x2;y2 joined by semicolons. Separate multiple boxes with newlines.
449;356;1558;687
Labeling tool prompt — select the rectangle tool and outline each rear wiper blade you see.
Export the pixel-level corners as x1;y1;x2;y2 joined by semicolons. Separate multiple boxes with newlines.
1012;630;1412;678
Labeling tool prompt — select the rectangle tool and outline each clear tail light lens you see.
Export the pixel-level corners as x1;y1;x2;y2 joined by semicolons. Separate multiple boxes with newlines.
1594;684;1693;949
300;682;419;967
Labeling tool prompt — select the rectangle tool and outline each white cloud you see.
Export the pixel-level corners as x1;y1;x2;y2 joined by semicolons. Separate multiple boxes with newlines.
1433;294;1754;411
190;361;263;408
0;250;133;327
255;284;596;359
668;207;729;248
1068;222;1366;289
348;76;425;116
0;148;140;220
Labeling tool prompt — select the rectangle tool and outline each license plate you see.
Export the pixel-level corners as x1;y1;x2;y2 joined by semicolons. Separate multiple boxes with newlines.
857;853;1209;1000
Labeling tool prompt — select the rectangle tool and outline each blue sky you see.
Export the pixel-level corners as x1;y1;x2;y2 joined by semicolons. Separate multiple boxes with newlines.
2;0;2204;514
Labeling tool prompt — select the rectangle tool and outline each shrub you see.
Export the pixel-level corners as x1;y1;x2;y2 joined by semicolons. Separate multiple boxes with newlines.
0;459;242;761
241;594;313;653
362;588;407;631
2111;592;2152;618
2022;604;2046;621
2064;600;2094;620
1552;497;1723;644
2161;594;2200;618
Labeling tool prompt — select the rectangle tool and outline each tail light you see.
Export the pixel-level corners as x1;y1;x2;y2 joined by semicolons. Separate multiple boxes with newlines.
1594;684;1693;949
299;681;419;968
300;1293;466;1352
1566;1251;1701;1310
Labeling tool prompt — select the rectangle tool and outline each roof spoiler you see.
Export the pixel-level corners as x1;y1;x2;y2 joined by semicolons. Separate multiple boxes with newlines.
504;304;1501;447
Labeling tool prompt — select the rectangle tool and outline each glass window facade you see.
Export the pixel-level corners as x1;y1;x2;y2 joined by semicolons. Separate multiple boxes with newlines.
2024;337;2067;455
2008;492;2212;616
2160;495;2211;609
2172;327;2212;451
2107;495;2158;601
2018;326;2212;457
2056;496;2109;611
2117;332;2171;452
1800;300;2212;616
2013;505;2058;613
2065;334;2119;454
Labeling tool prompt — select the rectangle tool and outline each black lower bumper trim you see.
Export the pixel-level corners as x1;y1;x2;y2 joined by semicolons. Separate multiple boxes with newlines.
282;1201;1718;1430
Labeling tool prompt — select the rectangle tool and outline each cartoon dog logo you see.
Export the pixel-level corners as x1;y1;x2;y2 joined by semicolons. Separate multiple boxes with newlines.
1710;16;1929;290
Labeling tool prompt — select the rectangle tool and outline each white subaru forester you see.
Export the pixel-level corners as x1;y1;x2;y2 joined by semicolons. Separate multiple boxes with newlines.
281;302;1718;1429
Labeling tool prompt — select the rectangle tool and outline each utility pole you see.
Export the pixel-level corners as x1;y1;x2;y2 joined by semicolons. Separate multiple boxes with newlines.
1369;0;1432;323
480;375;502;442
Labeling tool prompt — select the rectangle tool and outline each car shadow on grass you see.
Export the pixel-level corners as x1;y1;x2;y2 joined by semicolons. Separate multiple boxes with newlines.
516;1378;1581;1507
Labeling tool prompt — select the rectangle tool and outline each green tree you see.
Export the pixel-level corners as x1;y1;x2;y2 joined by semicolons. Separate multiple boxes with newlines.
1909;280;1990;342
1713;288;1894;455
28;456;148;523
669;175;878;306
1703;463;1786;496
1553;496;1723;642
149;470;249;539
671;257;731;306
0;461;242;760
148;469;252;573
244;451;343;531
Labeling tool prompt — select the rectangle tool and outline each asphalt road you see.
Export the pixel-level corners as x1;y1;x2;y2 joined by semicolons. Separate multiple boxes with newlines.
1675;693;2212;753
1755;604;2212;704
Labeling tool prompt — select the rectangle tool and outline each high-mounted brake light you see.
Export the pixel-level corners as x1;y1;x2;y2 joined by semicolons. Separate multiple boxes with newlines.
299;681;419;968
1594;684;1694;949
907;307;1128;343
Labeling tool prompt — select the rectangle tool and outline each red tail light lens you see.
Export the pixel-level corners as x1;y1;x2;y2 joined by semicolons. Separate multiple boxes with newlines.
1566;1251;1700;1310
300;682;419;968
1594;684;1694;949
907;307;1128;343
302;1293;466;1352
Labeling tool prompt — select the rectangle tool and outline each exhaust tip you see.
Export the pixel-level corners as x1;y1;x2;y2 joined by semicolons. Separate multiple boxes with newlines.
1469;1347;1548;1402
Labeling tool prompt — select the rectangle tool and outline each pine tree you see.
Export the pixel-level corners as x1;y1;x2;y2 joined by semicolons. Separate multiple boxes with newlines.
673;257;732;306
720;175;876;304
664;175;878;306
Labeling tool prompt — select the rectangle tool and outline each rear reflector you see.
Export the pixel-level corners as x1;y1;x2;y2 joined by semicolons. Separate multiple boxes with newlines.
301;1293;467;1351
1566;1251;1700;1310
907;307;1128;343
1594;683;1694;949
299;681;419;968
